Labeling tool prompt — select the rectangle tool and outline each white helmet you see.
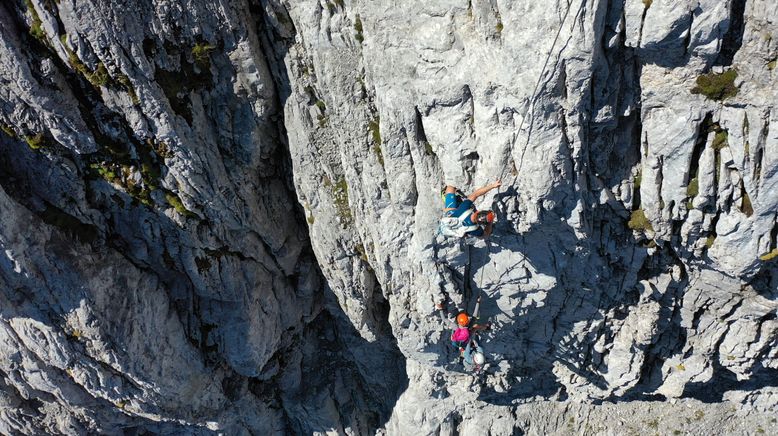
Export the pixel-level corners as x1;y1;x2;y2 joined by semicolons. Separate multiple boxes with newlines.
473;352;486;365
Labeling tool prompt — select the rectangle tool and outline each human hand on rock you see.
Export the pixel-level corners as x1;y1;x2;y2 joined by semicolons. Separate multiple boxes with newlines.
491;180;502;189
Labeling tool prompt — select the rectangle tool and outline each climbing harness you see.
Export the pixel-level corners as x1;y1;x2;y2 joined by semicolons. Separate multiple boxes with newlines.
439;213;479;238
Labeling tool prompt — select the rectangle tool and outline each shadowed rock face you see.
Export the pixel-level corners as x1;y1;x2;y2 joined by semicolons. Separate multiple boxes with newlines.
0;0;776;434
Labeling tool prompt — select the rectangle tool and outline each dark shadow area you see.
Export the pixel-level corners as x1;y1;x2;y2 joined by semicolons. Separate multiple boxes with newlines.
273;293;408;435
715;0;747;66
252;1;411;432
639;10;696;69
683;362;778;403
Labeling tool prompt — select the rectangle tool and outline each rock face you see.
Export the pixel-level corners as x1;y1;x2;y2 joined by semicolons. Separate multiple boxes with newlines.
0;0;776;434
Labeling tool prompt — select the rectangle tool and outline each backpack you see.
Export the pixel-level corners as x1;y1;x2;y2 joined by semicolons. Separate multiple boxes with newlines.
439;211;479;238
451;327;470;349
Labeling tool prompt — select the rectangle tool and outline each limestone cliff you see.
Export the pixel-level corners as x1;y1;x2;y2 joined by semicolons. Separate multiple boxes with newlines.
0;0;776;434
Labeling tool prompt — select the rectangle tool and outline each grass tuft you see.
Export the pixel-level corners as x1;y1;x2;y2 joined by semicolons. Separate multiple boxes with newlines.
192;43;216;69
687;176;699;198
373;145;384;167
331;176;352;226
24;0;47;43
368;117;381;145
741;190;754;216
712;130;729;151
165;191;197;218
691;69;738;101
25;133;45;150
628;209;654;231
354;15;364;44
759;249;778;261
1;124;15;138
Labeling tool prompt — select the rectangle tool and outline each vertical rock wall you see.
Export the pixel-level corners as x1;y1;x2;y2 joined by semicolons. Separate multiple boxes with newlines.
0;0;776;434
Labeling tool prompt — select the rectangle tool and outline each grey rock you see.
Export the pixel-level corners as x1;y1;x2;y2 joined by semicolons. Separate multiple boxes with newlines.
0;0;776;434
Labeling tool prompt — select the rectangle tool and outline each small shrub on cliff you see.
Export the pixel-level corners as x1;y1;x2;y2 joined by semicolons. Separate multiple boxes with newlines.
165;191;197;218
192;43;216;69
24;133;44;150
24;0;46;43
691;69;738;101
1;124;15;138
354;15;364;44
760;249;778;261
368;117;381;145
628;209;653;231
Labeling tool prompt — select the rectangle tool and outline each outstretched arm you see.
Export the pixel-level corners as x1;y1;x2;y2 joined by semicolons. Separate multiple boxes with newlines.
467;180;501;202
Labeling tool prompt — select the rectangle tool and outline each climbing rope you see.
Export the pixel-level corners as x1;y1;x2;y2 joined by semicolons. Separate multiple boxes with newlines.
508;0;586;178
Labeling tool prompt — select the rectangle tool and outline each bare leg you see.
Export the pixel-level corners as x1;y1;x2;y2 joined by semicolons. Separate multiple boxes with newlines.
444;185;458;213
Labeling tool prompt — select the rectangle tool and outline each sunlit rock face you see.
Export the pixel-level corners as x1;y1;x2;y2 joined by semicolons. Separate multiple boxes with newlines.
0;0;776;434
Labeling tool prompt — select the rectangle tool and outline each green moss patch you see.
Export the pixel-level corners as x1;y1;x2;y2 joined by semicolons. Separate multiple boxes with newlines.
24;0;47;43
368;117;381;145
324;175;352;226
691;69;738;101
65;45;111;89
191;43;216;69
760;249;778;261
741;190;754;216
354;15;364;44
687;176;699;198
24;133;45;150
1;124;15;138
628;209;654;231
373;144;384;167
165;191;197;218
712;130;729;151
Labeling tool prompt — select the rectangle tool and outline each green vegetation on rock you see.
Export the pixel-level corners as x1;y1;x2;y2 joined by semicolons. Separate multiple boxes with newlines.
65;45;111;89
354;15;364;44
116;73;140;105
165;191;197;218
324;175;352;226
691;69;738;101
24;0;47;43
191;42;216;69
373;144;384;167
1;124;15;138
760;249;778;261
712;130;729;151
24;133;45;150
687;177;699;198
741;191;754;216
628;209;653;232
368;117;381;145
